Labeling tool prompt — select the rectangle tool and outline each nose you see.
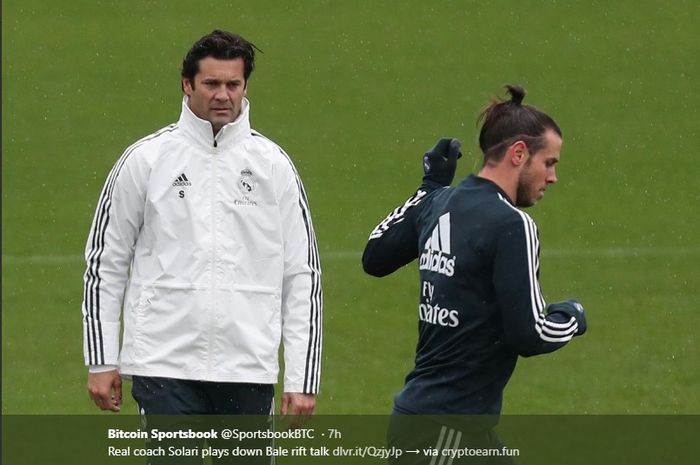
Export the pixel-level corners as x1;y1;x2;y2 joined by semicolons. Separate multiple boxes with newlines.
214;85;228;101
547;168;558;184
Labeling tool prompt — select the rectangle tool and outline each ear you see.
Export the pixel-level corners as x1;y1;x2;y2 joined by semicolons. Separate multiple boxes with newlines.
182;78;193;96
507;140;529;167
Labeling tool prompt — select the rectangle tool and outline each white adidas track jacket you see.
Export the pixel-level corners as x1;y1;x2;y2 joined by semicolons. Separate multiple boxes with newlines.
82;98;322;393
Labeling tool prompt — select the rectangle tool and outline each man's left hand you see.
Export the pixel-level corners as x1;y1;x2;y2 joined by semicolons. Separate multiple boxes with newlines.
280;392;315;426
546;299;587;336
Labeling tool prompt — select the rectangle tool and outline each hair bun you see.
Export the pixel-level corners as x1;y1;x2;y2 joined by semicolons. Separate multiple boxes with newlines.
505;84;526;106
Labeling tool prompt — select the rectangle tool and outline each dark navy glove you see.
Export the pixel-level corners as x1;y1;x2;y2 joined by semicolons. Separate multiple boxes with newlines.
546;299;587;336
422;138;462;187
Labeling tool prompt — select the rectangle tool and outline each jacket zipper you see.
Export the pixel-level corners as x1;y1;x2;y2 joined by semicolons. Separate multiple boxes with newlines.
208;138;218;376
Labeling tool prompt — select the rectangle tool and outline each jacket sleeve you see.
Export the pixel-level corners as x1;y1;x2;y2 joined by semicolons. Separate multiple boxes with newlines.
493;210;579;357
276;156;323;394
82;149;146;366
362;187;434;277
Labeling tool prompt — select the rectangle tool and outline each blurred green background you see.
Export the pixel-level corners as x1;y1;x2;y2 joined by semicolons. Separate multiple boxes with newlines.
3;0;698;415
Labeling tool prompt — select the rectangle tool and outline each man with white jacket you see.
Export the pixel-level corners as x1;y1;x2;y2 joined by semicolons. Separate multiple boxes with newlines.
83;30;322;421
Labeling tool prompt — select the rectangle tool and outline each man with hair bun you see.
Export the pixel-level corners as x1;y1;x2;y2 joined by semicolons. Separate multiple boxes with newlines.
363;85;587;464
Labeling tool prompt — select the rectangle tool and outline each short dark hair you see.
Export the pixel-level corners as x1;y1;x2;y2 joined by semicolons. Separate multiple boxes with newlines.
181;30;257;89
477;84;562;162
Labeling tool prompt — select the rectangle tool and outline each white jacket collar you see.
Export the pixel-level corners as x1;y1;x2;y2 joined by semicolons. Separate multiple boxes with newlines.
178;96;251;149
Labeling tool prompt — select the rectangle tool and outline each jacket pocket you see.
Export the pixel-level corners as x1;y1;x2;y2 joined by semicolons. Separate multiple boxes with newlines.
130;286;209;372
211;286;282;377
121;286;155;366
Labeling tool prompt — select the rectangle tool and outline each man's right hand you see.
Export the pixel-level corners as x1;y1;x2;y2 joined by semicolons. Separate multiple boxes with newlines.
422;138;462;187
87;370;123;412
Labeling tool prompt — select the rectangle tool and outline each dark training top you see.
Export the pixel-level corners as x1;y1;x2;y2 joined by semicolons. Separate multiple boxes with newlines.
363;175;579;415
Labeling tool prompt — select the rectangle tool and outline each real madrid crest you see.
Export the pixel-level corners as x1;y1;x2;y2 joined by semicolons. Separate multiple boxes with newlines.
238;168;256;194
234;168;258;206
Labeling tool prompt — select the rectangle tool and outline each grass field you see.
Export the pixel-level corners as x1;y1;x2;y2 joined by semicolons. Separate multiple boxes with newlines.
2;0;699;416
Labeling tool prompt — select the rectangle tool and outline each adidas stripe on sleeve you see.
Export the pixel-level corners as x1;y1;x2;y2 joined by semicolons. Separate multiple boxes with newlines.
495;194;578;355
363;189;430;277
82;126;173;366
271;143;323;394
